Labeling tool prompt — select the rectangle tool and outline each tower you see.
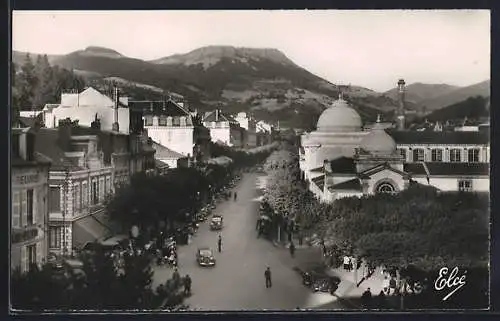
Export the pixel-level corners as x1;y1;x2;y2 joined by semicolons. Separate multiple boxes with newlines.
112;86;120;132
396;79;406;130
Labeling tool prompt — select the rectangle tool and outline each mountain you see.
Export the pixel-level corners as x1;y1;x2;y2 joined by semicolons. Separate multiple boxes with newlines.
419;80;490;111
11;45;428;129
426;96;490;123
384;83;459;105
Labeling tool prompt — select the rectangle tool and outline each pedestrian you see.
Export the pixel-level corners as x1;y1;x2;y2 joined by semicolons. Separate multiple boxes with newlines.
377;290;386;309
217;234;222;253
389;277;397;296
234;192;237;201
343;256;350;271
183;274;192;295
383;276;390;295
172;268;181;287
289;242;296;258
265;267;272;288
361;287;372;309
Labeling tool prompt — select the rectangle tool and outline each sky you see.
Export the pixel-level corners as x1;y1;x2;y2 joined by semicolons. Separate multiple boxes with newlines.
12;10;490;92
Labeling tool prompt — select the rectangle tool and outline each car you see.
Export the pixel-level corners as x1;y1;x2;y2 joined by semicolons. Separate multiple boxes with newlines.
210;215;224;230
300;269;341;295
196;247;216;267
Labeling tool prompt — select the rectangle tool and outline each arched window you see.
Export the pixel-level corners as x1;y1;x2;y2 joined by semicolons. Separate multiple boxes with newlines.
377;182;395;193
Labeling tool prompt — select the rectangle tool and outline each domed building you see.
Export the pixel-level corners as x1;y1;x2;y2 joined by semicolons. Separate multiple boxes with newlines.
300;80;489;203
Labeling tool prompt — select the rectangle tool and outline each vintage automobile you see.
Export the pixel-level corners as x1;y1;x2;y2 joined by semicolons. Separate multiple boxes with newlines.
196;247;216;267
210;215;224;230
298;268;341;295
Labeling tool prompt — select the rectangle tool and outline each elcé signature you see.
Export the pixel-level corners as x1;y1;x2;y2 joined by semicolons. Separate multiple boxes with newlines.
434;267;467;301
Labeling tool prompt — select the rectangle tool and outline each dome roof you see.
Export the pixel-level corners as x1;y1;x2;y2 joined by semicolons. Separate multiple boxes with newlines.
361;116;397;155
316;94;362;132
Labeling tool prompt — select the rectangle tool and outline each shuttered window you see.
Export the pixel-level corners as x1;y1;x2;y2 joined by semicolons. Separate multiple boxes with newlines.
26;189;34;225
12;191;20;228
49;187;61;212
20;191;27;227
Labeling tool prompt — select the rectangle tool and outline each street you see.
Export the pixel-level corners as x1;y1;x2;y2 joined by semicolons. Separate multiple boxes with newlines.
152;172;347;311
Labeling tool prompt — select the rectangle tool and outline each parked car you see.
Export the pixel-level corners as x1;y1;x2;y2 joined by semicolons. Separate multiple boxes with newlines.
297;268;341;295
196;247;216;267
210;215;224;230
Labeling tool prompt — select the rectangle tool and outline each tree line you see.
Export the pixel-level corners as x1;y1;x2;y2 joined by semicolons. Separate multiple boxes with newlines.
12;53;86;116
260;142;489;308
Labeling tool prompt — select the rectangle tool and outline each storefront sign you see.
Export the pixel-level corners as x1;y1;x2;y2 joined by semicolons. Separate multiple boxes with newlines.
12;227;38;243
15;174;40;185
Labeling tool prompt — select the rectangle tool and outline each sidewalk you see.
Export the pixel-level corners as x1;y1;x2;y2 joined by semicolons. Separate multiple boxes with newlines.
272;238;394;310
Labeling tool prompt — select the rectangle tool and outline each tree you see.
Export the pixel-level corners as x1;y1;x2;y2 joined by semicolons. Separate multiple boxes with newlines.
17;53;37;109
32;54;53;107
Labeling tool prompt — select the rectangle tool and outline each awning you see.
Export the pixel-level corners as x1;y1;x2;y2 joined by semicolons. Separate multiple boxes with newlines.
73;215;113;249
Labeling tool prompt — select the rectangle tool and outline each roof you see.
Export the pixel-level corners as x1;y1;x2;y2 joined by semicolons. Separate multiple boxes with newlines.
311;175;325;191
12;152;52;167
151;141;186;159
18;117;36;128
33;128;84;171
388;130;490;145
404;162;489;177
329;178;362;191
130;99;190;117
329;157;356;174
310;166;324;173
202;110;238;123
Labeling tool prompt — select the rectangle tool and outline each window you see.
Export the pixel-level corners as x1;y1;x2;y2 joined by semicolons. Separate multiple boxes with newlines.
173;117;180;126
458;179;473;192
92;181;98;205
399;149;407;160
431;149;443;162
99;178;104;202
167;117;173;126
73;184;80;213
106;176;111;194
159;115;167;126
12;191;20;228
412;149;424;162
82;182;88;208
49;227;62;249
49;187;60;212
377;182;395;193
20;190;27;226
27;244;36;272
144;116;153;126
450;149;461;162
180;116;186;126
468;149;480;163
26;189;34;225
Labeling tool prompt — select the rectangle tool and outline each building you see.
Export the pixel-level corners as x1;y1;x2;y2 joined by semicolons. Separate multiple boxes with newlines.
151;141;189;169
132;98;211;162
256;120;274;146
202;109;244;148
300;89;490;203
34;122;115;255
235;112;257;148
11;128;51;273
42;87;131;134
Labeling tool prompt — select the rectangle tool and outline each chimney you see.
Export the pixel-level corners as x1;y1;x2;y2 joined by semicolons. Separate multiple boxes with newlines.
396;79;406;131
112;86;120;132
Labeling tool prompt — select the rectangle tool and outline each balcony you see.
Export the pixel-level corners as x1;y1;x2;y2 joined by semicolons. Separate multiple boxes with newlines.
11;226;39;244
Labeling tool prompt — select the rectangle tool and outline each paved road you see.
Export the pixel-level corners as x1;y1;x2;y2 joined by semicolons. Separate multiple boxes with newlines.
152;172;346;311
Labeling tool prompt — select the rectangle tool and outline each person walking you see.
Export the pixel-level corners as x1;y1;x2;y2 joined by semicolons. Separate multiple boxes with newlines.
217;234;223;253
183;274;192;295
361;287;372;309
234;192;237;201
289;242;296;258
265;267;272;288
172;268;181;288
377;290;386;309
